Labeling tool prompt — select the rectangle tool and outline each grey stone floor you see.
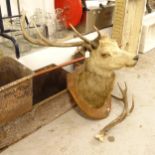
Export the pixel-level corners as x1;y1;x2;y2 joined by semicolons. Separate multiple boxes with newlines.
1;50;155;155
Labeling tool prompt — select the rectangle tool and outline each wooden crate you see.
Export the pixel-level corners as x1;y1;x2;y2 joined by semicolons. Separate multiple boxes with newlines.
0;64;75;150
0;57;33;125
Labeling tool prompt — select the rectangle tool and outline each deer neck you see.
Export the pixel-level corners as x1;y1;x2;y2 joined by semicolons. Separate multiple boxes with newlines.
76;59;115;108
84;59;115;78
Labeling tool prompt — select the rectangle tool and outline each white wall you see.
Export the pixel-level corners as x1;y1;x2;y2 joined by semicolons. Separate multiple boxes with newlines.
0;0;54;17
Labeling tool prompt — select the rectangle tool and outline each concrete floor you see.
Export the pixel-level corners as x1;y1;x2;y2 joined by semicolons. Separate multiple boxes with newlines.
1;50;155;155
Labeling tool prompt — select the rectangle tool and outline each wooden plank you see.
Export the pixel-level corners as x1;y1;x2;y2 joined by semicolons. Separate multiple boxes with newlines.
112;0;147;54
0;90;75;150
111;0;127;46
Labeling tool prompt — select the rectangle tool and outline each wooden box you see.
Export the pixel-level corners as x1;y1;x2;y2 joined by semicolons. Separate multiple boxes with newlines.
0;64;74;150
0;57;33;125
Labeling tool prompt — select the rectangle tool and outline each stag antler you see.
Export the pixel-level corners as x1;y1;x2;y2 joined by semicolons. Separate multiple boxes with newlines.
20;13;102;50
20;13;47;46
95;82;134;142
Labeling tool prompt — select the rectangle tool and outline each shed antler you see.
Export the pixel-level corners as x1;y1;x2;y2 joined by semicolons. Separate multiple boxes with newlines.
95;83;134;142
20;13;101;50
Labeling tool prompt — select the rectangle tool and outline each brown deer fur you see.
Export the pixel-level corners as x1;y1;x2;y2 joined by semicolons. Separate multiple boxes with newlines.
73;36;137;109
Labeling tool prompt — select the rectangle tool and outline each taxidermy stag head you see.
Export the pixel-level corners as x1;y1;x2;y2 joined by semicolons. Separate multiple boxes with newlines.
20;14;139;142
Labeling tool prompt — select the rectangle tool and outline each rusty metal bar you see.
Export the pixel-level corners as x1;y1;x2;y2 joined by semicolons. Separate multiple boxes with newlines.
34;56;85;77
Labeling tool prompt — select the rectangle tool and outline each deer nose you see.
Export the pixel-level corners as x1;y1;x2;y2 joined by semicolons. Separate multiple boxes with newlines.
133;55;139;61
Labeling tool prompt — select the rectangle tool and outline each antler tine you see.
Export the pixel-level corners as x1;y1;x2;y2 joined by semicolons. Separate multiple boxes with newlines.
93;26;102;41
21;13;102;49
69;24;100;50
20;13;47;46
20;13;86;47
69;24;92;45
96;83;134;142
129;95;134;113
32;21;84;47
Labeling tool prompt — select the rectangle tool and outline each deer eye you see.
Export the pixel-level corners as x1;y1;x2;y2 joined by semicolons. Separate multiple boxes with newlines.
101;53;110;58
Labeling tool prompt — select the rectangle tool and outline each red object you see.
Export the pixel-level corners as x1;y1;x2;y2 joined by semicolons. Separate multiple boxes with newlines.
55;0;83;28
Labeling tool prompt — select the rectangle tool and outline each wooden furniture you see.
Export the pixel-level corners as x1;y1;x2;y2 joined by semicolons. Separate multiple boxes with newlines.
112;0;147;54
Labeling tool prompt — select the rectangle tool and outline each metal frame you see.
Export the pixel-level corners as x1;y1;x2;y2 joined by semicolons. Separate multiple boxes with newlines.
0;0;21;58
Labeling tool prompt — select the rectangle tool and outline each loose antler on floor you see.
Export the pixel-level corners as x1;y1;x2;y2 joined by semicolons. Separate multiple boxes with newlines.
95;82;134;142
